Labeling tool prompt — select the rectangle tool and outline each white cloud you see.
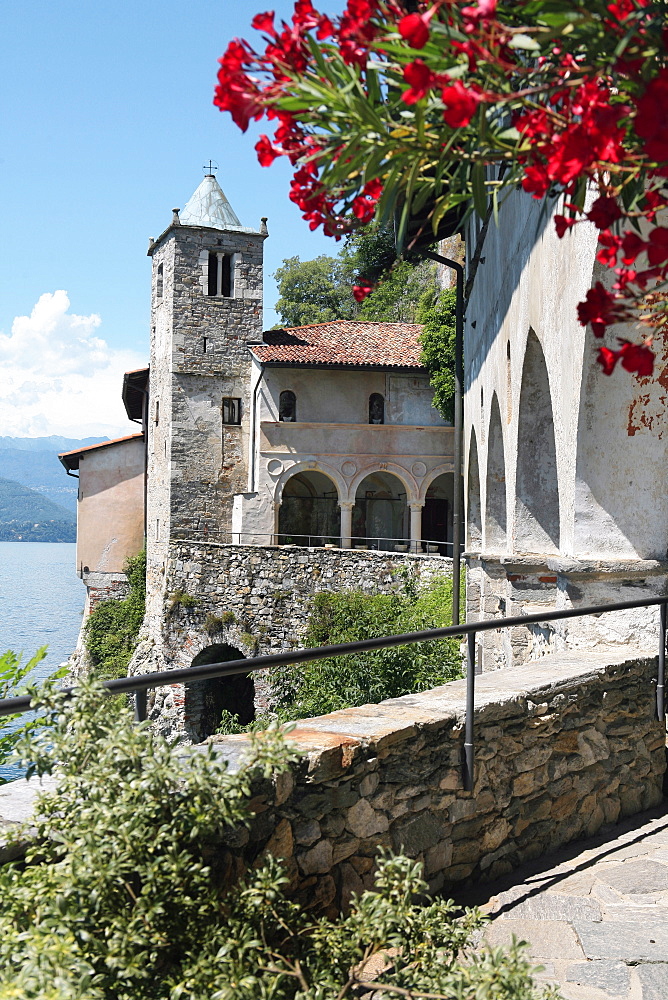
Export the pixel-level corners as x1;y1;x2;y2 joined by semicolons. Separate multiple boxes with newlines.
0;292;145;438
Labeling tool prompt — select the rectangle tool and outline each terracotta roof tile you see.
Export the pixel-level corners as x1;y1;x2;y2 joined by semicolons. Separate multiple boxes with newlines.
58;434;144;471
253;320;425;368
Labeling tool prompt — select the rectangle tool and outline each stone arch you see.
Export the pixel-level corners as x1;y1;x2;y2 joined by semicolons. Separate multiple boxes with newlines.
278;468;341;544
420;463;455;500
485;392;507;551
274;461;347;506
348;463;418;505
185;643;253;742
352;470;409;550
467;428;482;550
515;329;560;553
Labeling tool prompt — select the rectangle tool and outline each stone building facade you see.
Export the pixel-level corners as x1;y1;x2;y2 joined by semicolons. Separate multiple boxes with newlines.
63;172;455;737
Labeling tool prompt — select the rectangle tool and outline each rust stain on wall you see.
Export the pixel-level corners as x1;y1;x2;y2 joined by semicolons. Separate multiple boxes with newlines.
626;330;668;437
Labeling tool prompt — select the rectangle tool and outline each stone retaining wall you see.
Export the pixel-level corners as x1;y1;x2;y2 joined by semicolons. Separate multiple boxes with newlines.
205;648;665;916
162;542;450;656
134;543;451;737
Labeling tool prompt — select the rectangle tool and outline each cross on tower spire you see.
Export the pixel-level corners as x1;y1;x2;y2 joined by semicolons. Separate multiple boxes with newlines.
203;160;218;177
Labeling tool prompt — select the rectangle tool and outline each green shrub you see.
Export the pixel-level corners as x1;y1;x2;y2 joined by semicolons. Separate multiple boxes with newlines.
0;680;557;1000
270;576;462;720
0;647;57;784
168;589;199;615
84;550;145;681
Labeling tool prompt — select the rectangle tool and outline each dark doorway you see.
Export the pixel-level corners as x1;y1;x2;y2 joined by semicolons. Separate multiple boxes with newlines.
185;644;254;741
422;473;454;554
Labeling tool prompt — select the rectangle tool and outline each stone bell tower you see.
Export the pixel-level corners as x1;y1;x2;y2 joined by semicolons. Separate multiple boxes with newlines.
144;172;267;621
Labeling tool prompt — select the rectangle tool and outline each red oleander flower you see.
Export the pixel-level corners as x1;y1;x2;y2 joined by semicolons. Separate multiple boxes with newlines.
441;81;482;128
635;68;668;162
587;196;622;230
255;134;281;166
596;231;622;268
621;231;646;265
646;226;668;266
398;13;430;49
617;339;655;376
577;282;618;338
252;12;277;35
597;345;620;375
402;60;436;104
554;214;576;238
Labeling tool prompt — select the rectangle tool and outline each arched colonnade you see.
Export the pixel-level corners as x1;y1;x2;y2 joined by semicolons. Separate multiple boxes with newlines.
467;328;560;556
273;461;455;553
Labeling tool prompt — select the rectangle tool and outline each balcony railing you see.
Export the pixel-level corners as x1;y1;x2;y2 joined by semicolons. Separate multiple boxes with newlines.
224;531;459;554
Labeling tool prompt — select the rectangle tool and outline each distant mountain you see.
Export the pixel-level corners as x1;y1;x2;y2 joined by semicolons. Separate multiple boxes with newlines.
0;477;76;542
0;435;108;512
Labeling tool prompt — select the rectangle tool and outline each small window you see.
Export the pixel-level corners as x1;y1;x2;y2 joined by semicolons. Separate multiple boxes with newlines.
156;263;163;299
207;252;233;297
369;393;384;424
279;390;296;422
155;400;160;425
222;397;241;425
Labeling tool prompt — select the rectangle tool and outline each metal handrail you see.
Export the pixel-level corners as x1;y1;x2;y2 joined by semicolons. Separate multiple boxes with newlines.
2;594;666;792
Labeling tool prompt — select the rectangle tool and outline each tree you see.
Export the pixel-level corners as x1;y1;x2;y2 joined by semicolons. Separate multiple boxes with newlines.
419;286;457;422
273;227;457;415
215;1;667;377
0;679;558;999
273;254;357;326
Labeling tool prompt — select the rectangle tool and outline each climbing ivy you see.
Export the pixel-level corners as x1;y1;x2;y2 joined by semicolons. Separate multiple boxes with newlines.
84;550;146;680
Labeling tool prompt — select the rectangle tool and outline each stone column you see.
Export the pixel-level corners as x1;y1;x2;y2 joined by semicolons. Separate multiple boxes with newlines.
339;502;354;549
409;502;424;554
271;502;280;546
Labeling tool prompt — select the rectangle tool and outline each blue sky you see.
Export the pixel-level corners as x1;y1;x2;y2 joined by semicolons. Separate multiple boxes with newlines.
0;1;345;438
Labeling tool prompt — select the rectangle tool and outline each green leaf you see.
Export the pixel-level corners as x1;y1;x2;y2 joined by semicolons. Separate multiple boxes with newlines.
471;161;488;219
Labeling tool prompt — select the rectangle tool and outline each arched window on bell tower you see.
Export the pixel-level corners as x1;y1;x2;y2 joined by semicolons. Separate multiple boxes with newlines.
207;252;234;297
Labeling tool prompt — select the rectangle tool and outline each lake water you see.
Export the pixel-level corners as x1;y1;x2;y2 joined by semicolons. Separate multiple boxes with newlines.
0;542;84;781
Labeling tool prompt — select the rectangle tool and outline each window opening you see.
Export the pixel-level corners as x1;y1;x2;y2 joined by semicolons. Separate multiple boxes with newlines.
279;390;296;422
156;263;163;299
222;397;241;425
207;252;233;297
155;400;159;425
369;393;384;424
202;337;207;354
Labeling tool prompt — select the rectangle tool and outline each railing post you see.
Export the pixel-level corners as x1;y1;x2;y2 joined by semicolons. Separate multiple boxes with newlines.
463;630;476;791
658;602;666;723
134;689;148;723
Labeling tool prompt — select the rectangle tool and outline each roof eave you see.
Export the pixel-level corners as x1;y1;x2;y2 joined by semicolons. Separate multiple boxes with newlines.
249;356;428;374
148;222;265;256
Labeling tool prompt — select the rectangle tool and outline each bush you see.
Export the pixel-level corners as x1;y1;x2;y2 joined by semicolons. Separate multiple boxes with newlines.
269;575;462;721
84;550;146;680
0;648;52;784
0;680;557;1000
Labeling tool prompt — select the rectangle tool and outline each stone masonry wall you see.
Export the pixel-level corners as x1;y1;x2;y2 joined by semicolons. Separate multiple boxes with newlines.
203;648;665;917
136;543;452;740
164;542;451;655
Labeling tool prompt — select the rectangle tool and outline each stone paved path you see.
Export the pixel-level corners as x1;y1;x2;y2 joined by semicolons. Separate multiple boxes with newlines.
455;803;668;1000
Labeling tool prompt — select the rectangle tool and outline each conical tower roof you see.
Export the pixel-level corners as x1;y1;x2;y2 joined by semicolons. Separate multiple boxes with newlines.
179;174;255;232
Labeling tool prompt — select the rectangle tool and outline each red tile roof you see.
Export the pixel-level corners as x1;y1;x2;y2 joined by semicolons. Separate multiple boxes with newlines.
252;320;425;368
58;434;144;471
